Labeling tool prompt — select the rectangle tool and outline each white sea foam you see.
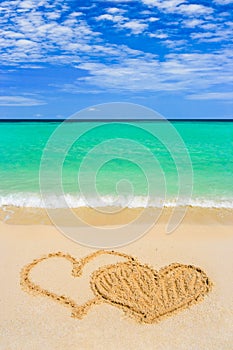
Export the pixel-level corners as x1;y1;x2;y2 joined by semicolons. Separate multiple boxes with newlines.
0;192;233;209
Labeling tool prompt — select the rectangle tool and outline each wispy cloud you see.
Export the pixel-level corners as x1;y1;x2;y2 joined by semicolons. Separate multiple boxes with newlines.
177;4;213;16
141;0;213;16
120;20;148;34
141;0;184;11
0;0;232;66
182;19;204;28
59;48;233;96
0;96;46;106
95;13;148;34
0;0;101;65
0;0;232;108
106;7;127;14
214;0;233;4
190;20;233;43
187;92;233;100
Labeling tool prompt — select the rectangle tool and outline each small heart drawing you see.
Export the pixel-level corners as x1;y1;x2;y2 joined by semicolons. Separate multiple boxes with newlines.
20;250;212;324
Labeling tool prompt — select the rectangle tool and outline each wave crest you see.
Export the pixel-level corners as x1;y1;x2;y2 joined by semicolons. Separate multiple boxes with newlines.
0;193;233;209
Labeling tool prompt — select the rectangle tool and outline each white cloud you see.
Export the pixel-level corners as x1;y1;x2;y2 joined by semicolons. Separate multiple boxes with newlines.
0;96;46;106
95;14;124;22
0;1;102;65
121;20;148;34
162;39;187;48
191;22;233;43
148;17;160;22
96;0;133;2
178;4;213;16
141;0;214;17
106;7;126;14
70;49;233;94
19;1;34;9
188;92;233;100
182;19;204;28
141;0;184;10
214;0;233;4
149;32;168;39
16;39;37;47
88;107;100;111
191;32;216;39
46;12;61;20
20;64;43;68
96;13;148;34
0;0;232;101
69;12;83;17
2;31;24;39
201;23;217;30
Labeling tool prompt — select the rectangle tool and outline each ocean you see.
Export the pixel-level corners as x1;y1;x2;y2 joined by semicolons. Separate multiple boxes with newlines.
0;121;232;209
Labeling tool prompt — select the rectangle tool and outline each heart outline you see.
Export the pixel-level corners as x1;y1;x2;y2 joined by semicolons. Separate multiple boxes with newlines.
20;251;212;323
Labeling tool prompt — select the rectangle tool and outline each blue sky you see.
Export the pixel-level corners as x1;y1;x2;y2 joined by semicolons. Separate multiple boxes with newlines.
0;0;233;119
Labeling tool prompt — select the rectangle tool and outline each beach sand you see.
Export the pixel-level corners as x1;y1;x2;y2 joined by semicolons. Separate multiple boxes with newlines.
0;208;233;349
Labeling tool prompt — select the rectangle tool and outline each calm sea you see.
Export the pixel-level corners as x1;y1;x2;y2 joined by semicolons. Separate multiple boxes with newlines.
0;121;232;208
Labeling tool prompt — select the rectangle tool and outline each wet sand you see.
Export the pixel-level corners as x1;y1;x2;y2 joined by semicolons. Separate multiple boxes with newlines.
1;205;233;226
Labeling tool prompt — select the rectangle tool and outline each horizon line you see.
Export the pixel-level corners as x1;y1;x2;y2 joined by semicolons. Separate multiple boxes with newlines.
0;118;232;122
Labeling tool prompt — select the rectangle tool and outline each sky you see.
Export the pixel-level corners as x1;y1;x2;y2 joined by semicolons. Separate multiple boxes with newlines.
0;0;233;119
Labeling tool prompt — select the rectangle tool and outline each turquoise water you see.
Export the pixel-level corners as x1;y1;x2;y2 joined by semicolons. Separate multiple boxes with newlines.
0;121;232;208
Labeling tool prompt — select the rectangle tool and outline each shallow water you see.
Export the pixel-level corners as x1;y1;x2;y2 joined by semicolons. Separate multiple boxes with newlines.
0;121;232;208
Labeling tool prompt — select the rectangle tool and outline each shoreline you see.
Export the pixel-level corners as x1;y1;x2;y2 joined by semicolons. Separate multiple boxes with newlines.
1;205;233;226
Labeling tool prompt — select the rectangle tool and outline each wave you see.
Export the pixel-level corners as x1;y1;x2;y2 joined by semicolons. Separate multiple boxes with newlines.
0;192;233;209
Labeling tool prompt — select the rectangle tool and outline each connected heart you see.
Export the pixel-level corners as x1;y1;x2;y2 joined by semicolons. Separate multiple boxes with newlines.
20;250;212;324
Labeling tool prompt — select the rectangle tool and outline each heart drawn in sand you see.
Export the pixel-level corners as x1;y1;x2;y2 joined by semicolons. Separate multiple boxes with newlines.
20;250;212;324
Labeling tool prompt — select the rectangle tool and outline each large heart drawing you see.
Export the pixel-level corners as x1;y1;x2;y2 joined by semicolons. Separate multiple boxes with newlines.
20;250;212;324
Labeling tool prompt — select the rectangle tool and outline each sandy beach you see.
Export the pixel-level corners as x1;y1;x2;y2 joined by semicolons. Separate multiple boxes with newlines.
0;208;233;349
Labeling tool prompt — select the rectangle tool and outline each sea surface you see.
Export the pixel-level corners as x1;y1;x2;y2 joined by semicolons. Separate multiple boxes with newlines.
0;121;232;209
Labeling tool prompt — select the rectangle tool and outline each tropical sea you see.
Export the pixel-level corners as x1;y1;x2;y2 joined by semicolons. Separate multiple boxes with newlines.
0;120;232;211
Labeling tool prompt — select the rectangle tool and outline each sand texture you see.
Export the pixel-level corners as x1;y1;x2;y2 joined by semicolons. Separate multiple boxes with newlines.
20;250;212;324
1;212;233;349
